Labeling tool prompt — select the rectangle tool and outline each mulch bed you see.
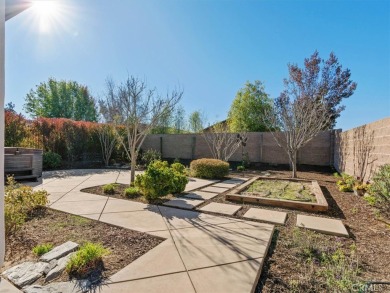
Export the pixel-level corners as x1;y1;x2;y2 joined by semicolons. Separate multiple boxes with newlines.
2;208;164;285
81;184;175;205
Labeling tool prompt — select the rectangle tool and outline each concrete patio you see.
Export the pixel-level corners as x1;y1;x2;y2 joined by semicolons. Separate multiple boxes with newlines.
20;169;275;293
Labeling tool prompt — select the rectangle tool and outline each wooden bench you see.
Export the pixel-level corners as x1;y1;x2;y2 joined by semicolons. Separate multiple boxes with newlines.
5;154;38;181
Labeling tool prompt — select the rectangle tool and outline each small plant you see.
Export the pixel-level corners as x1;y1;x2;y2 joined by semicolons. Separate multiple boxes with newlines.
141;149;161;167
367;164;390;217
102;183;116;194
353;182;370;196
66;242;110;277
43;151;62;170
124;187;139;197
190;158;229;179
32;243;53;256
135;160;188;199
5;176;48;236
334;173;355;192
237;165;245;172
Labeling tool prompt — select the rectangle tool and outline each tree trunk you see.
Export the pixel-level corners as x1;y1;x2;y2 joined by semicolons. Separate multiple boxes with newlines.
130;149;136;184
291;150;297;178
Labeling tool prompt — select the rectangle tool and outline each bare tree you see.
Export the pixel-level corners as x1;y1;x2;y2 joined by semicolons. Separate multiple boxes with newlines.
203;122;246;162
100;76;182;183
264;97;331;178
96;123;117;167
353;125;376;181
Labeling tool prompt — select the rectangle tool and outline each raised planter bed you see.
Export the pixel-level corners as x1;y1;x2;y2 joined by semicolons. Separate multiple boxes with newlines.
226;176;328;212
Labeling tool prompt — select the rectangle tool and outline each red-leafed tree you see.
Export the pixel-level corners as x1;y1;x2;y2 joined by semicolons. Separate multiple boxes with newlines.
264;51;357;178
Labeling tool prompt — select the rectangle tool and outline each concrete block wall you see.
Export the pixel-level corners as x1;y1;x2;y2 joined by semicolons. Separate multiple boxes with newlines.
334;117;390;181
141;131;333;166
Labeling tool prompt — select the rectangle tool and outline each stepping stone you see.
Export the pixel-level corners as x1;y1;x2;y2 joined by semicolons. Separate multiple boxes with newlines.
200;186;229;194
296;215;349;237
243;208;287;225
213;183;238;188
163;198;204;209
40;241;79;262
199;202;241;216
183;191;218;200
2;262;50;288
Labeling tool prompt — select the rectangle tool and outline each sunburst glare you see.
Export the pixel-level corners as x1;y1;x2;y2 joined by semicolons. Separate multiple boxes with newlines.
32;0;61;33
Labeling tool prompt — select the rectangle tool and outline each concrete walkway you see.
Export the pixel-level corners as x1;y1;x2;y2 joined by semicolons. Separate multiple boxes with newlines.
25;169;274;293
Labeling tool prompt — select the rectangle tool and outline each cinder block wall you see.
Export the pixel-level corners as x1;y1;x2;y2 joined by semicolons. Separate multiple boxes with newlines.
142;131;334;166
334;117;390;181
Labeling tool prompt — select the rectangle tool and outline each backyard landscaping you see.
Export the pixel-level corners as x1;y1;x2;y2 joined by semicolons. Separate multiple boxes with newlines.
74;164;390;292
2;207;163;288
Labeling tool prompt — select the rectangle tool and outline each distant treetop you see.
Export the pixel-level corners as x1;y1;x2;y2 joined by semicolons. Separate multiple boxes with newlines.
24;78;98;122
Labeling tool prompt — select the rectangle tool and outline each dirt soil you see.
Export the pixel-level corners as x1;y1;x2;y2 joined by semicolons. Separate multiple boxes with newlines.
2;208;164;286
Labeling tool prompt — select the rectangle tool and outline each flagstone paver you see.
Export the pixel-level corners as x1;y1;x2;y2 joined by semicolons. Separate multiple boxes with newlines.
201;186;229;193
18;169;275;293
243;208;287;225
199;202;242;216
183;190;218;200
296;214;349;237
163;198;204;209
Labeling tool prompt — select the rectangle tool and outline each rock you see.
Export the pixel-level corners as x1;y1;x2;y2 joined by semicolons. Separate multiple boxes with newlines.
40;242;79;262
45;253;75;282
2;262;50;288
23;281;82;293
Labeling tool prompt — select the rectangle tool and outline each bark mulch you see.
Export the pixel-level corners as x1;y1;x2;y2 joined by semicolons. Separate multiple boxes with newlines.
2;208;164;285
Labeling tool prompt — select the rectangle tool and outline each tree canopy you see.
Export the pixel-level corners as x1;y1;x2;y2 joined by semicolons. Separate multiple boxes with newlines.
24;78;98;122
188;110;205;133
284;51;357;129
227;81;273;132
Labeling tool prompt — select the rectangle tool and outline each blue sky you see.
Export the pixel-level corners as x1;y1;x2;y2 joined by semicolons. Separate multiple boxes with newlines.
5;0;390;131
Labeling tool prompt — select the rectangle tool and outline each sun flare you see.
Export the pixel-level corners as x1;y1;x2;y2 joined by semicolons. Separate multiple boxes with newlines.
32;0;61;33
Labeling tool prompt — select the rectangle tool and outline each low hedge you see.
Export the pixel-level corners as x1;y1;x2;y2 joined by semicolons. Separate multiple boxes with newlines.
190;158;229;179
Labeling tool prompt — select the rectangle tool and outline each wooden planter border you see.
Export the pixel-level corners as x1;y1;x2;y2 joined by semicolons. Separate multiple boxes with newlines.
227;176;328;212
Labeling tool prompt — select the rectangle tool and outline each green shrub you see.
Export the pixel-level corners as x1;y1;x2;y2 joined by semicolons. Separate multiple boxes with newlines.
43;151;62;170
367;164;390;216
5;176;48;236
368;164;390;201
32;243;53;256
141;149;161;166
102;183;115;194
66;242;110;277
124;187;139;197
334;173;355;192
190;158;229;179
237;165;245;172
135;160;188;199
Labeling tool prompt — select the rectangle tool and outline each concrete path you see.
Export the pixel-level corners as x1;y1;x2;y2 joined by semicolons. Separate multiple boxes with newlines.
25;169;274;293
